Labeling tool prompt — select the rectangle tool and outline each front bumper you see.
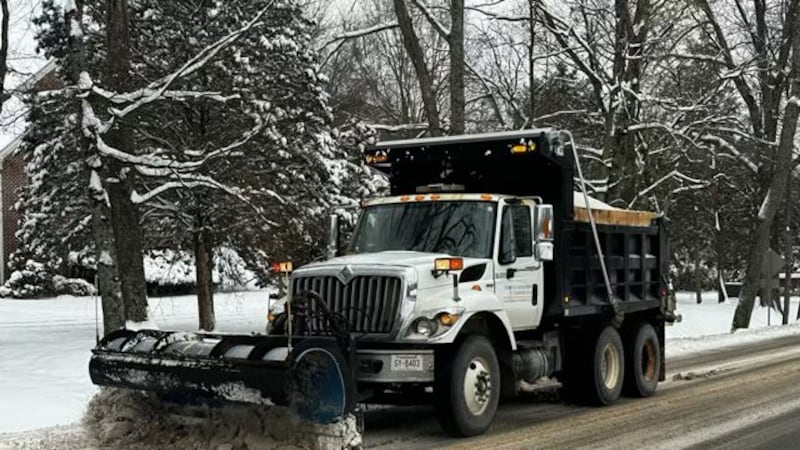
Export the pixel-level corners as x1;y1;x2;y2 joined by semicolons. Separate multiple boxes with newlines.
357;349;434;383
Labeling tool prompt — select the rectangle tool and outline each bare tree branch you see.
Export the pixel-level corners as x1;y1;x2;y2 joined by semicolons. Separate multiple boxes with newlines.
0;0;9;114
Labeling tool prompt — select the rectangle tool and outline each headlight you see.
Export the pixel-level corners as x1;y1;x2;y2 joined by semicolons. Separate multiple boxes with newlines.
414;318;439;336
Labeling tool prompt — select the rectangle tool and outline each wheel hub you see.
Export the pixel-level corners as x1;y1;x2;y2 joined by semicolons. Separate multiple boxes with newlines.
600;343;621;390
642;339;657;382
463;357;492;415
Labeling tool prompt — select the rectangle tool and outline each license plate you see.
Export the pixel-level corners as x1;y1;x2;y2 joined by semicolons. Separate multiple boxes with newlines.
390;354;424;372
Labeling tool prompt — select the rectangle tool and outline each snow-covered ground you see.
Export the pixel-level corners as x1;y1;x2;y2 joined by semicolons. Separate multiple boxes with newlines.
666;292;800;358
0;291;269;433
0;290;798;436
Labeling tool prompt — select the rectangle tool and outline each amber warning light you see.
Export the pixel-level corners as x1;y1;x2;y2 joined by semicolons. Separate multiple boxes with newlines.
434;257;464;273
270;261;293;273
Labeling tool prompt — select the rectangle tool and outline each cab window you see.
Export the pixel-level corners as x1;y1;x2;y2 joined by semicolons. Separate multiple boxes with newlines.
499;204;533;263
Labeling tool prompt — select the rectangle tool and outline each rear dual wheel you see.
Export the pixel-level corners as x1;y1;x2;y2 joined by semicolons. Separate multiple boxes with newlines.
624;323;660;398
590;326;625;405
560;326;625;405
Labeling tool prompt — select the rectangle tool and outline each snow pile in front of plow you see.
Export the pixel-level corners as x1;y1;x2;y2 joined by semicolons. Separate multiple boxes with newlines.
83;388;361;450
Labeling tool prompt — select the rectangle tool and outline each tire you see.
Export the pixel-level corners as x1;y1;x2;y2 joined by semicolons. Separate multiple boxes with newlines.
559;326;624;406
589;326;625;405
434;335;501;437
624;322;660;397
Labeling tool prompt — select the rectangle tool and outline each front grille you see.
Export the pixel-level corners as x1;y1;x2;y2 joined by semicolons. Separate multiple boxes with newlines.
291;274;403;334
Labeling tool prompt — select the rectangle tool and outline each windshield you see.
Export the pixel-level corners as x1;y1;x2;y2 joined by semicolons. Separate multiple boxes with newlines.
350;201;496;258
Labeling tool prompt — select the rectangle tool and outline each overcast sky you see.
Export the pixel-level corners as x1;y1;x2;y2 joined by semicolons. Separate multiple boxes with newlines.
1;0;49;149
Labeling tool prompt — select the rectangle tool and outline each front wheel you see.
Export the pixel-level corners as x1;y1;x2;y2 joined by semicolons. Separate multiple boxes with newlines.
435;335;501;437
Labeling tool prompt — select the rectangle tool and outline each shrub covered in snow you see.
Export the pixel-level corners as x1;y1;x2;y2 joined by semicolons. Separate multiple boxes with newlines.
0;260;53;298
52;275;97;297
0;260;97;298
143;248;258;296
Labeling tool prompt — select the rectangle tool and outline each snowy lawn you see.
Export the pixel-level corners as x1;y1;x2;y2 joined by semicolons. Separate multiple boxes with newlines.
0;291;270;433
667;292;800;358
0;290;799;434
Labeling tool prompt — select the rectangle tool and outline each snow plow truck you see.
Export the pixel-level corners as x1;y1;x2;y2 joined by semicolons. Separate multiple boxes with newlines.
89;129;677;437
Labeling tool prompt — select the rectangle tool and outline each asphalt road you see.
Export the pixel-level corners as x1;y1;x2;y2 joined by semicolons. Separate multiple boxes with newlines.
365;335;800;450
690;407;800;450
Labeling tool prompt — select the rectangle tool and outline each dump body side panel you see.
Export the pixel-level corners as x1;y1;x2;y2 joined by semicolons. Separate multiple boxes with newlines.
541;217;668;325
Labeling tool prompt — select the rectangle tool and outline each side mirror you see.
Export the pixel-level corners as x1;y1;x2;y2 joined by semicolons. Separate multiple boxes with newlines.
534;204;554;243
534;204;554;262
327;214;339;260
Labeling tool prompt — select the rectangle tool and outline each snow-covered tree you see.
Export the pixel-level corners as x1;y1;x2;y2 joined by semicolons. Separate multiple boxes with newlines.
3;0;96;299
8;0;381;330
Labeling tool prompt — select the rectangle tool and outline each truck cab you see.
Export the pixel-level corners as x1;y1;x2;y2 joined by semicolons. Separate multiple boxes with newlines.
272;194;551;375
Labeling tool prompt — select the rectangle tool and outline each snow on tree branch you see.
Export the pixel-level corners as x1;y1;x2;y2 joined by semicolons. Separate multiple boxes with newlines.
628;170;710;208
699;135;759;174
320;21;399;50
410;0;450;40
466;6;527;22
111;2;275;120
369;123;429;132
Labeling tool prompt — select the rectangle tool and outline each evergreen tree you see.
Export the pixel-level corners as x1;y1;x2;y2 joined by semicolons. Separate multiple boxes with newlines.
3;0;95;298
7;0;381;310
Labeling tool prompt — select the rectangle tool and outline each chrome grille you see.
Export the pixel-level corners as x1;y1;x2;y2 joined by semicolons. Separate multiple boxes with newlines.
291;275;403;334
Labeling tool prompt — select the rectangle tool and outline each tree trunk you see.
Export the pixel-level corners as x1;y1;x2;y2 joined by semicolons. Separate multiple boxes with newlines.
732;12;800;330
783;178;793;324
449;0;465;134
91;176;125;334
393;0;441;136
65;0;124;333
0;0;9;114
605;0;650;206
528;0;537;123
194;217;215;331
695;254;703;304
104;0;149;322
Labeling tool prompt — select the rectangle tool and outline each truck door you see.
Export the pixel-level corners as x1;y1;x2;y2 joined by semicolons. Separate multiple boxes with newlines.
495;201;544;330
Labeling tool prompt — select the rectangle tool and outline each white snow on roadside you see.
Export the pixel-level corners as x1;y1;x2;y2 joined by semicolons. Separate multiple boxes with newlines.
666;292;800;358
0;291;269;433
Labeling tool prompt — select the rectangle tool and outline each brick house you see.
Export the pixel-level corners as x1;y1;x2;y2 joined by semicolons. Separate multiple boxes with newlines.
0;61;58;282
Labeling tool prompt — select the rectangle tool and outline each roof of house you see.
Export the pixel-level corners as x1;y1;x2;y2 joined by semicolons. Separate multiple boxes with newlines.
0;60;58;163
18;59;58;92
0;135;23;162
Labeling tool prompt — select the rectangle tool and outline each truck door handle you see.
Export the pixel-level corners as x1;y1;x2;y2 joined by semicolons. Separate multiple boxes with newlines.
532;284;538;306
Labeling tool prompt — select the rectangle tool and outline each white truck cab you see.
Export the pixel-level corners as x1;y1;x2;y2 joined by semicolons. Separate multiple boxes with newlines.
272;192;555;343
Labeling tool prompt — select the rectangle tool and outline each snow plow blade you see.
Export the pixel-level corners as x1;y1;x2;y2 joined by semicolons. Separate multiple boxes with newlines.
89;329;357;424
